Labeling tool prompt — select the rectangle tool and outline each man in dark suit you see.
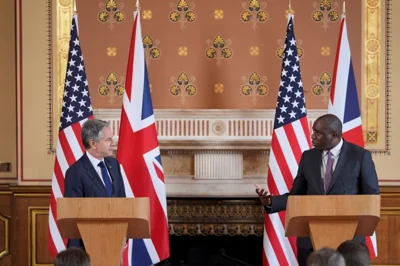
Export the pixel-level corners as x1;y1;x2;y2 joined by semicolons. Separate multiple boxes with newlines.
256;114;379;266
64;119;126;249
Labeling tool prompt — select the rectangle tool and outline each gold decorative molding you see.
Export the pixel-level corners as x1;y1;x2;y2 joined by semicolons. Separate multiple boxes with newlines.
167;199;264;236
362;0;388;152
0;211;10;261
168;200;265;224
28;207;52;266
169;223;264;236
53;0;73;152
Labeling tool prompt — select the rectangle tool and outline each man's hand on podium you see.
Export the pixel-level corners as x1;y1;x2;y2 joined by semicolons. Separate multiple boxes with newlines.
255;184;272;206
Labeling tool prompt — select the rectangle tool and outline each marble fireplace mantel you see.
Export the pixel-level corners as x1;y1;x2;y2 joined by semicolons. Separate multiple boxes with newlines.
94;109;326;197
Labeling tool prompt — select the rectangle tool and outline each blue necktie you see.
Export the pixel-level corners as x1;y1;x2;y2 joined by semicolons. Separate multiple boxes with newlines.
98;161;113;197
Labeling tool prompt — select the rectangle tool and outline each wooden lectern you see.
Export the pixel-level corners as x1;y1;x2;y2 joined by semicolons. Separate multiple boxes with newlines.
57;198;150;266
285;195;380;250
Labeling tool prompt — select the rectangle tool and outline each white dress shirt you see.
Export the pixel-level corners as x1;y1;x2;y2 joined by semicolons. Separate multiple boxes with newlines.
321;138;343;178
86;152;112;186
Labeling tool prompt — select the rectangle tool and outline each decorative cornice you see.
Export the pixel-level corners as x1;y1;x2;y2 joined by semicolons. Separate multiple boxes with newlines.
161;149;270;155
94;109;326;150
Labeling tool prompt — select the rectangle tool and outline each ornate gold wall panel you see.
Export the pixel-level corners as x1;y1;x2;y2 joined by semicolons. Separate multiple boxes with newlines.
363;0;388;152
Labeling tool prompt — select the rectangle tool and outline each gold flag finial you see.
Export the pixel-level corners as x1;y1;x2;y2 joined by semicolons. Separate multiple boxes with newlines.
73;0;77;14
286;0;294;16
343;1;346;15
136;0;141;11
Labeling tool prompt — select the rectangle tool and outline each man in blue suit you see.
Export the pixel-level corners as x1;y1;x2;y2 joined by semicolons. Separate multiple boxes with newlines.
64;118;126;249
256;114;379;266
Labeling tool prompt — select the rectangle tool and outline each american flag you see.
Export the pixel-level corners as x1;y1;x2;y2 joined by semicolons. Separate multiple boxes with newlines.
48;14;93;258
118;11;169;266
328;14;377;258
263;14;311;266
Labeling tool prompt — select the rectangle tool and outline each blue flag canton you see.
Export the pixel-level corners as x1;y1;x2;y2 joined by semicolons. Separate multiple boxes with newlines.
274;17;307;130
59;17;93;130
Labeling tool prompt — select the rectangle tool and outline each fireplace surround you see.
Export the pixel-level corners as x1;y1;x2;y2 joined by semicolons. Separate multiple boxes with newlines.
162;198;265;266
95;109;324;265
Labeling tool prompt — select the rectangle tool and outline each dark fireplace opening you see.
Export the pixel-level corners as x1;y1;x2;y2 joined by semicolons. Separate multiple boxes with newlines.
157;235;263;266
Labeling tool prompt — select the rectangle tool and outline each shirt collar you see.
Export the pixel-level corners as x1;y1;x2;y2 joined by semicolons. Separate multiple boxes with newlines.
325;138;343;157
86;151;104;168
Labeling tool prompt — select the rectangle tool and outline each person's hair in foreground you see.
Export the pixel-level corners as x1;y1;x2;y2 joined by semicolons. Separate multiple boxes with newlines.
54;247;90;266
337;240;370;266
307;247;345;266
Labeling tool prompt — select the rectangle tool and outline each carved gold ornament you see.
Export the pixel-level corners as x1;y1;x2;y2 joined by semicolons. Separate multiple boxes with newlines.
312;0;340;30
98;0;125;30
169;0;197;31
240;0;269;31
205;35;233;67
142;9;153;20
214;83;224;94
170;72;197;104
309;71;332;104
214;9;224;20
143;35;161;63
241;72;269;104
98;72;125;104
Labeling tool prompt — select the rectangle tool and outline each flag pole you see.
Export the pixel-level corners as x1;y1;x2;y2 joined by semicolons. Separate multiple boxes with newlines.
73;0;77;14
136;0;140;11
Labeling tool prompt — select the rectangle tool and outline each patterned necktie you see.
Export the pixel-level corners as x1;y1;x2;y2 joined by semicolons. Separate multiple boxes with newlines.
98;161;113;197
324;151;333;193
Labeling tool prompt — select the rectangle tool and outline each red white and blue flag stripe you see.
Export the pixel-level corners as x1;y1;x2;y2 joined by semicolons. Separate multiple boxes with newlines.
328;14;378;258
48;14;93;258
117;11;170;266
263;14;311;266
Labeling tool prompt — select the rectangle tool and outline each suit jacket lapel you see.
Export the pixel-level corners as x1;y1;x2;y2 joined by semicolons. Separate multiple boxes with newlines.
82;154;107;196
327;140;349;193
313;150;325;194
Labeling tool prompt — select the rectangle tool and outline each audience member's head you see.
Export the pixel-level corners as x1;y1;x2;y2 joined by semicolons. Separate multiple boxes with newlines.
307;247;345;266
337;240;370;266
54;247;90;266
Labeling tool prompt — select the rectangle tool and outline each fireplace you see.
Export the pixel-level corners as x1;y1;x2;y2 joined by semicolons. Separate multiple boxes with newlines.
96;109;313;265
156;198;265;266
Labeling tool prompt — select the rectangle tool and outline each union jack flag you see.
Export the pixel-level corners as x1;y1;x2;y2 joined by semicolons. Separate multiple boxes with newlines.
328;14;377;258
117;11;170;266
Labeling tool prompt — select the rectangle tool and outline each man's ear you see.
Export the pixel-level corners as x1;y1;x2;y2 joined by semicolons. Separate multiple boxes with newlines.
331;132;337;140
89;139;96;149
